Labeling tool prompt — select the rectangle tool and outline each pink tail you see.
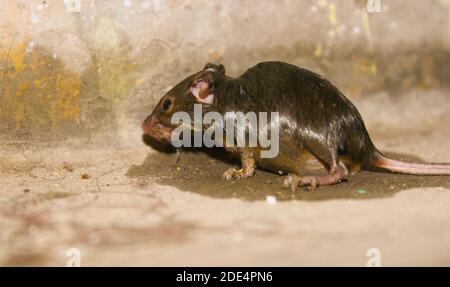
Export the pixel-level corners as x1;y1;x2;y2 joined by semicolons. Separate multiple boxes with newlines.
373;155;450;175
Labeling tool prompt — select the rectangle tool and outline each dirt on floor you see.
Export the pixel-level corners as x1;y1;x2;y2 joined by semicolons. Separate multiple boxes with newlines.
0;91;449;266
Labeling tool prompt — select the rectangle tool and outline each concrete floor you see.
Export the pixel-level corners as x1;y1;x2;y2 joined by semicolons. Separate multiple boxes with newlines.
0;91;449;266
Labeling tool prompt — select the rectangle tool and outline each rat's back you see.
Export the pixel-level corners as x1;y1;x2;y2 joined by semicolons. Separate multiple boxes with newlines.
238;61;377;165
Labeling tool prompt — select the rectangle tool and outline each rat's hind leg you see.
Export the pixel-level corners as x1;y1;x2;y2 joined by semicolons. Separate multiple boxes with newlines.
282;143;349;190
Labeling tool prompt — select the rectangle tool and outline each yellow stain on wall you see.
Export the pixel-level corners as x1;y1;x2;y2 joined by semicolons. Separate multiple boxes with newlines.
0;41;81;132
94;17;135;104
328;3;337;26
360;9;377;76
10;42;27;73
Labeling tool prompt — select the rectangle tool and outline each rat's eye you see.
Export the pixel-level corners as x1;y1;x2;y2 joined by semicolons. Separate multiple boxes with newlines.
162;99;172;111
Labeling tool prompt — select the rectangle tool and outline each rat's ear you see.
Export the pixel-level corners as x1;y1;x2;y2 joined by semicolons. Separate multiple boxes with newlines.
190;72;214;104
203;63;225;75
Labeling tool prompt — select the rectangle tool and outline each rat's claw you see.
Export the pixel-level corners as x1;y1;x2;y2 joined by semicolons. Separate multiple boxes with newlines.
223;168;241;180
282;174;300;191
283;174;317;191
299;176;317;190
223;168;251;180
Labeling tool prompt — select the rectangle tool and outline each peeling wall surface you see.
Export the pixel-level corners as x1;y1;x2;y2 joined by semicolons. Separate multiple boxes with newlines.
0;0;449;145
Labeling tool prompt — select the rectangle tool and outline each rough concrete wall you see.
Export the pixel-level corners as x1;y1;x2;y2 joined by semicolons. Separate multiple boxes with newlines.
0;0;449;145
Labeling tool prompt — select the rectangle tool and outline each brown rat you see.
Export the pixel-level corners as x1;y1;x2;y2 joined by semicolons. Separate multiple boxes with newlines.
142;61;450;190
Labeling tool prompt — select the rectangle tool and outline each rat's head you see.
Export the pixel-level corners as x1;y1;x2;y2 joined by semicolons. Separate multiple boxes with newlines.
142;63;226;142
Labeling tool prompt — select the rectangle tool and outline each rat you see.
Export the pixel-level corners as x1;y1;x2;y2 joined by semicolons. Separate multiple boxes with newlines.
142;61;450;190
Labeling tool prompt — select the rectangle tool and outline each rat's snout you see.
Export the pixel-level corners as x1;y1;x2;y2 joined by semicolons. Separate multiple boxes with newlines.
142;114;159;135
142;113;173;142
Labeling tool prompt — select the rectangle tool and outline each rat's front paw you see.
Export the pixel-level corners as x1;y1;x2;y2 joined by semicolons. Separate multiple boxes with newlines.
223;168;254;180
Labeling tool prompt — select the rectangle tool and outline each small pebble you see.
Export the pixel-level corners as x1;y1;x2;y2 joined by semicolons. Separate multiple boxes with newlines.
266;195;277;205
80;173;91;179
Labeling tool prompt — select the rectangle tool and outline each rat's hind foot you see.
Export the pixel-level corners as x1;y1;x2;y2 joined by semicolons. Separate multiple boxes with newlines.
283;174;316;191
283;164;349;190
223;167;254;180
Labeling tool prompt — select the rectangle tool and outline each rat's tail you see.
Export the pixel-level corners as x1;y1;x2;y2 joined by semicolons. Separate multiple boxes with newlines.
342;101;450;176
371;152;450;175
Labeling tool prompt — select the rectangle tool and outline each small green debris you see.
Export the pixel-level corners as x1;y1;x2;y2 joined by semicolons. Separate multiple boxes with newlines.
357;188;366;195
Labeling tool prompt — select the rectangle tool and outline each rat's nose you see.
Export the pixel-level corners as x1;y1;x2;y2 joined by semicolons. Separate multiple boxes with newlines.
142;114;158;134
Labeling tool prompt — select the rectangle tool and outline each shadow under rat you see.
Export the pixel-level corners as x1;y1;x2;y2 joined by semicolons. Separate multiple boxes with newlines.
127;137;450;201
